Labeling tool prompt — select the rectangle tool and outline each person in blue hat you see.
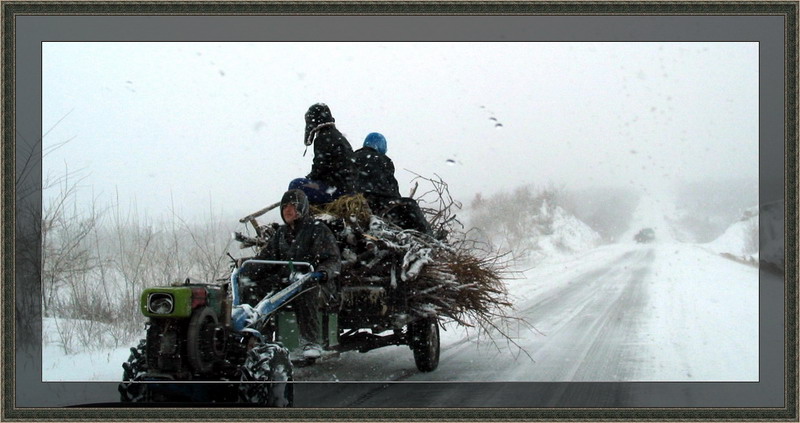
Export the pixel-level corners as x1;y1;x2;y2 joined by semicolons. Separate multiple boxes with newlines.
352;132;401;204
352;132;431;234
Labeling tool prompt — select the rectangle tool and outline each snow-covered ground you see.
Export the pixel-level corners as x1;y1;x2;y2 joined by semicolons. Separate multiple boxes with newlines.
42;319;144;381
43;226;759;382
637;242;758;380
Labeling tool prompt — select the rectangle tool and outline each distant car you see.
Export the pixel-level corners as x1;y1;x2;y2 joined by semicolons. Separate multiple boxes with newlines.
634;228;655;243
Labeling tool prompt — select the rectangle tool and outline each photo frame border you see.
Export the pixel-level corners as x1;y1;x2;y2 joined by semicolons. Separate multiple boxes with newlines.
2;1;797;421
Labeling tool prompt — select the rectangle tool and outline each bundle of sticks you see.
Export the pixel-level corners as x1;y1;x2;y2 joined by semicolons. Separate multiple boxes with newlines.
311;177;520;334
240;175;531;356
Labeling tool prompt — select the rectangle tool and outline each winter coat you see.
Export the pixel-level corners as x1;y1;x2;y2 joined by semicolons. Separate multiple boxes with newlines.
304;105;355;195
352;146;401;200
255;217;342;284
249;189;341;343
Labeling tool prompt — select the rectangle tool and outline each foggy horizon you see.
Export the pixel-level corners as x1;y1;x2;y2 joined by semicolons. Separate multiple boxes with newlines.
42;41;759;223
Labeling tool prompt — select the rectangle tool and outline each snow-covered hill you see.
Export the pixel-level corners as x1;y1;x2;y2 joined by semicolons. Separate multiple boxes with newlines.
529;202;602;262
464;197;603;265
705;206;758;262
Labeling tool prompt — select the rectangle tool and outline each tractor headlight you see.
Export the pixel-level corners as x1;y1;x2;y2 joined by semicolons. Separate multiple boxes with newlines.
147;293;175;314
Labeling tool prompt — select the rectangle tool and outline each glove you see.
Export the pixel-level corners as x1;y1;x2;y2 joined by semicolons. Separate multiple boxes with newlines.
301;271;327;289
309;271;327;283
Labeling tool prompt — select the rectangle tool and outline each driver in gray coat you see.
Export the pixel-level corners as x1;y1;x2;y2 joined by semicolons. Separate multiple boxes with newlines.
253;189;341;359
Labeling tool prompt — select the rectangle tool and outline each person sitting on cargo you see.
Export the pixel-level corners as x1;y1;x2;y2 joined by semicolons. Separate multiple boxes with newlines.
289;103;355;205
352;132;401;211
251;189;341;359
352;132;432;235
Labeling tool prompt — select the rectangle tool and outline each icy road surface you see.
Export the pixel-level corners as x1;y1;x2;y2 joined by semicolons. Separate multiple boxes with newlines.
293;242;758;384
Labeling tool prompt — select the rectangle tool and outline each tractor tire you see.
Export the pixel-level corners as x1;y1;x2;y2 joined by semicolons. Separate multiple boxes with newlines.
119;339;149;402
187;306;226;375
238;341;294;407
409;316;440;372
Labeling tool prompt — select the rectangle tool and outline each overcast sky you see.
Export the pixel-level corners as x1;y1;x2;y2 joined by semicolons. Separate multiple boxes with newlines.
42;42;758;223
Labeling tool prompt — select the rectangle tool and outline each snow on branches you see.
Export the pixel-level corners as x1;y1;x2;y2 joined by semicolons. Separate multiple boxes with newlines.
240;174;530;358
310;175;526;353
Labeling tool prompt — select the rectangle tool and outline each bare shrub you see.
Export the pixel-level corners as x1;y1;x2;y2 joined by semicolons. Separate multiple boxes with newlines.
41;166;101;314
316;174;533;359
167;196;237;284
409;172;464;237
41;172;237;352
466;183;565;261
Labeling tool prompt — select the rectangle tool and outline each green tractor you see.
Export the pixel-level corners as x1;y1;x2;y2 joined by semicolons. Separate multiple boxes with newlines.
118;260;318;406
119;201;447;406
119;255;442;405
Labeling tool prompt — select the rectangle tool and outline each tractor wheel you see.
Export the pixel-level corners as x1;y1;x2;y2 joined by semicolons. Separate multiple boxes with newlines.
187;306;226;375
119;339;149;402
409;316;440;372
239;341;294;407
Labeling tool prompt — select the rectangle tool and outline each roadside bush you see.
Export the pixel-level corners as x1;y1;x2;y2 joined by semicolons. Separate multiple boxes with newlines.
467;183;565;260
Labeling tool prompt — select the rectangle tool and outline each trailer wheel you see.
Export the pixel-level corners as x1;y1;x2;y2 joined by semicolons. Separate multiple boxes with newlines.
239;341;294;407
119;339;149;402
409;316;440;372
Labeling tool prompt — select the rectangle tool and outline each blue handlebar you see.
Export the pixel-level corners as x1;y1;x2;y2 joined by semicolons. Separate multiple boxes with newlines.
230;259;314;306
229;260;315;332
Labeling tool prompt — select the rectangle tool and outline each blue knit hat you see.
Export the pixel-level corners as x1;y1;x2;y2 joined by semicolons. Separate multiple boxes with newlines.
363;132;387;154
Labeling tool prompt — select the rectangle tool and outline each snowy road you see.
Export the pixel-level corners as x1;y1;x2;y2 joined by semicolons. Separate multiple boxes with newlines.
478;247;654;382
291;243;759;407
296;247;657;386
292;242;757;389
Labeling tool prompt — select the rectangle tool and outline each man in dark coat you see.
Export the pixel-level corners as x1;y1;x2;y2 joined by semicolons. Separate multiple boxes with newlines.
352;132;401;211
351;132;432;235
289;103;355;205
253;189;341;359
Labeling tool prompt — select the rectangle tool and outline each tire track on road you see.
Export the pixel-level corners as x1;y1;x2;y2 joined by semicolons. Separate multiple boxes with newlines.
514;248;655;381
337;247;658;406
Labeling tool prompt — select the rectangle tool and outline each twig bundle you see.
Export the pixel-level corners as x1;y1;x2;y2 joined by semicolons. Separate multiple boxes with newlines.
300;174;531;358
368;220;532;360
409;247;514;324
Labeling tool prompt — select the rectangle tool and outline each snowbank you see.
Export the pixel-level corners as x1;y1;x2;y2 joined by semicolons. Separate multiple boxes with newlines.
705;201;784;271
530;204;602;263
705;207;758;261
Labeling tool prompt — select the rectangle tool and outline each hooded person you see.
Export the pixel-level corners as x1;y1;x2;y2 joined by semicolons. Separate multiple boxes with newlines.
289;103;355;205
251;189;342;359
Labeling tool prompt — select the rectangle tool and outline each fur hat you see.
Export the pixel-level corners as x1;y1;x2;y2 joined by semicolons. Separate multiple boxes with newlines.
363;132;387;154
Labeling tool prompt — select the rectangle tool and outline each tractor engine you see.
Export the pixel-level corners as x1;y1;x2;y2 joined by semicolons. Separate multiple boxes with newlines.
139;283;238;380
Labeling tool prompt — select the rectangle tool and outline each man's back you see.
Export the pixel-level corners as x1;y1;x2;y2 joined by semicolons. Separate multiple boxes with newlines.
352;146;401;199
